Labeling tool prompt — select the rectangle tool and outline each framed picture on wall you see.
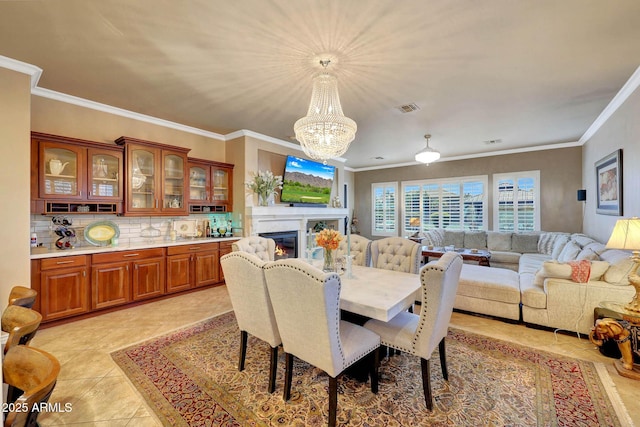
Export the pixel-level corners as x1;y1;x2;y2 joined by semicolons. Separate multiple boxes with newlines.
595;149;623;216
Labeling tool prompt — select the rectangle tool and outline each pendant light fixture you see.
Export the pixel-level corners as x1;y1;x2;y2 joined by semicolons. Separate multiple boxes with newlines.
415;134;440;164
294;59;357;163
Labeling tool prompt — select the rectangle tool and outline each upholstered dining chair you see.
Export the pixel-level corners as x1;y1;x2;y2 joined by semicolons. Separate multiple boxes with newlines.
3;345;61;426
263;259;381;427
8;286;37;309
220;251;281;393
232;236;276;261
363;252;463;411
370;237;421;274
337;234;372;267
1;305;43;354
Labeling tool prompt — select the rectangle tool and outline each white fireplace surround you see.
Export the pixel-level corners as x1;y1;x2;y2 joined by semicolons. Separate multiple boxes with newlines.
246;206;349;254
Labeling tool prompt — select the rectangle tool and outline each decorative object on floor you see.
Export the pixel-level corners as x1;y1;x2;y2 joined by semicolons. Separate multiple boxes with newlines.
595;149;623;216
606;216;640;312
315;228;342;272
415;133;441;164
590;316;640;380
246;170;283;206
111;311;632;426
294;59;357;163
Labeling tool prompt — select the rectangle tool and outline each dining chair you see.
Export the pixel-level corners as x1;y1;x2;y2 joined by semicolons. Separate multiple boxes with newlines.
263;259;380;427
1;305;43;354
337;234;372;266
363;252;463;410
220;251;282;393
3;345;61;427
370;237;421;274
8;286;38;309
232;236;276;261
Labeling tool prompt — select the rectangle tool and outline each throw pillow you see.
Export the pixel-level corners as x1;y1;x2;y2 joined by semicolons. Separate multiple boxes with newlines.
590;261;610;281
487;231;512;251
557;241;581;263
511;233;539;253
603;258;635;285
537;232;557;255
567;259;591;283
534;260;611;286
576;247;599;261
464;231;487;249
443;230;465;248
550;235;570;260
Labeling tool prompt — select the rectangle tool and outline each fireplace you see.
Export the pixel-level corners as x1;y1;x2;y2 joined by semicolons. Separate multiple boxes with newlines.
259;231;298;259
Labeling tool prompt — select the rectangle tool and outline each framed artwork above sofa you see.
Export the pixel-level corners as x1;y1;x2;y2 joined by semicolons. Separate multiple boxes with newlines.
595;149;623;216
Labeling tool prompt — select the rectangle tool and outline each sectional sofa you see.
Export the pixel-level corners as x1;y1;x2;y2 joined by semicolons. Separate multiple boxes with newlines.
418;229;635;335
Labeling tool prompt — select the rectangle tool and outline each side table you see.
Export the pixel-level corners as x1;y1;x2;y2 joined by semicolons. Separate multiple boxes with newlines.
593;301;640;380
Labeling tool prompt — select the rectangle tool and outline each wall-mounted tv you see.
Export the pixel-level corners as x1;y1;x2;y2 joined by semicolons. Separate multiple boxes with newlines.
280;155;335;206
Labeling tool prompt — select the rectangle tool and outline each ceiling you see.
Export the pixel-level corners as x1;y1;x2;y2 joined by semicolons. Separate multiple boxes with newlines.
1;1;640;169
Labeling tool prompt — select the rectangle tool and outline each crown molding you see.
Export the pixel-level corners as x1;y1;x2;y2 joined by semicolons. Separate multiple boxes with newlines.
0;55;42;87
579;65;640;144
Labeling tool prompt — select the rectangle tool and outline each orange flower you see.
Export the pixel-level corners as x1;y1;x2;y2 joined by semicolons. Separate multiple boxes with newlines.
315;228;342;250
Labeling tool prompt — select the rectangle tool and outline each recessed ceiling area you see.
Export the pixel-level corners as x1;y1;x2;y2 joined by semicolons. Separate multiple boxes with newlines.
1;0;639;169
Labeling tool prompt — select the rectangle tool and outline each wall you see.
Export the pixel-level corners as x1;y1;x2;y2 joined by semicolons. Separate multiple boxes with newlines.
582;85;640;243
0;68;31;306
353;147;583;239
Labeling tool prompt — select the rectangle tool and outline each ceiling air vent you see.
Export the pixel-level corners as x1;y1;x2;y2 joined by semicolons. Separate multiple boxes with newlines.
396;103;420;113
483;139;502;145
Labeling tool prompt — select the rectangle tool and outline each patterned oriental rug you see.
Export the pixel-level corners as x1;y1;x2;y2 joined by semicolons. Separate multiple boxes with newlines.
111;311;632;426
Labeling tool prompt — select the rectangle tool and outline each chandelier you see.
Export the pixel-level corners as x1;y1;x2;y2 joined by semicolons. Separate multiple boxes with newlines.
415;134;440;164
294;60;357;163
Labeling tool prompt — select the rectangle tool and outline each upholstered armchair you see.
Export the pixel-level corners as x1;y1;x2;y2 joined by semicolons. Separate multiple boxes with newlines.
263;259;380;427
363;252;463;410
337;234;372;266
370;237;421;274
220;251;281;393
232;236;276;261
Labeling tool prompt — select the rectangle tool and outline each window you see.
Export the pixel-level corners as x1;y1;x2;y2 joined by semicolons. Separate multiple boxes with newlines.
493;171;540;232
401;176;488;236
371;182;398;236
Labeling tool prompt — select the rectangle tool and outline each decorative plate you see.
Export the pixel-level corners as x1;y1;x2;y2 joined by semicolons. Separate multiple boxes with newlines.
173;220;198;237
84;221;120;246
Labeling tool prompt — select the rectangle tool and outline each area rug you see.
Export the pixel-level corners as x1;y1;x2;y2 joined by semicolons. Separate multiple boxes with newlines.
112;311;632;426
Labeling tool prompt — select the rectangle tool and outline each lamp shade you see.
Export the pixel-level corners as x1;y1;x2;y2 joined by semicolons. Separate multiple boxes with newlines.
415;134;440;164
605;217;640;250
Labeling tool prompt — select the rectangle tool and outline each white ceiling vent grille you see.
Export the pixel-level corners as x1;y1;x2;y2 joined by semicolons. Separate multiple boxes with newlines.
484;139;502;145
396;103;420;113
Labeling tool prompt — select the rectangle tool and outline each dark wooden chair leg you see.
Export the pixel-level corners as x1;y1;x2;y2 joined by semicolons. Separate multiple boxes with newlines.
238;330;248;371
421;357;433;410
283;353;294;401
268;346;278;393
439;338;448;380
328;375;338;427
370;349;379;394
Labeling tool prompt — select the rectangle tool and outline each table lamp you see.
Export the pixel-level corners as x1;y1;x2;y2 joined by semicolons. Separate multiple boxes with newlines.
605;217;640;312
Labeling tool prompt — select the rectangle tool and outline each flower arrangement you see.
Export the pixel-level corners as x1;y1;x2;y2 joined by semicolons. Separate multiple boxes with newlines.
315;228;342;250
246;170;283;206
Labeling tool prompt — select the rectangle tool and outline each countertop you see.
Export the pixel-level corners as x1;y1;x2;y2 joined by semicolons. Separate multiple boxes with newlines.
30;236;239;259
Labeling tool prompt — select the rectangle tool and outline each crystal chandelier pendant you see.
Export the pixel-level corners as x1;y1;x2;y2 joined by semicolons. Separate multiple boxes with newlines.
294;60;357;163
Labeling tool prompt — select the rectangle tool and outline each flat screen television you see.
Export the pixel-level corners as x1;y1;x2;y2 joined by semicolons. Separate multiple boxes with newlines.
280;155;335;205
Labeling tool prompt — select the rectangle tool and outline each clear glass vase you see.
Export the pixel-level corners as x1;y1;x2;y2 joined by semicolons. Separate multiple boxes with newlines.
258;193;269;206
323;248;335;272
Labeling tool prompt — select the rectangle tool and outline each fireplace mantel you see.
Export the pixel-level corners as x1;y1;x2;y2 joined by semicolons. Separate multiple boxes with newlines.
246;205;349;253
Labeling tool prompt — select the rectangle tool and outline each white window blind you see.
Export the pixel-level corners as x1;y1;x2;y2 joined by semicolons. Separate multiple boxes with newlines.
494;171;540;232
372;182;398;236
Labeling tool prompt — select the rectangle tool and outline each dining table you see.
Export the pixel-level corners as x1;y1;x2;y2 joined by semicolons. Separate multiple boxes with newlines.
338;265;420;322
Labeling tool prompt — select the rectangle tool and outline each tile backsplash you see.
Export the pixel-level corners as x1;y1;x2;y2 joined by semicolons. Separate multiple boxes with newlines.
31;213;240;249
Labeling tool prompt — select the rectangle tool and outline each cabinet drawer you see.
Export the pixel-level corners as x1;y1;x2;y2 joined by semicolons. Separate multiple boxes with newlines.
167;242;219;255
92;248;165;264
40;255;87;270
219;240;238;250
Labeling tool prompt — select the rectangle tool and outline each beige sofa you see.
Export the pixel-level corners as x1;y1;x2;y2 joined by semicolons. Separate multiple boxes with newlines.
418;229;635;334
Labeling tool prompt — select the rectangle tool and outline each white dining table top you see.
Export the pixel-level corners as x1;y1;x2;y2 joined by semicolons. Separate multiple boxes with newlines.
339;265;420;322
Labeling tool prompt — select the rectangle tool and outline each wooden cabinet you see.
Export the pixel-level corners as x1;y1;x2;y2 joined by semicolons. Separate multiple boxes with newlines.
219;240;236;282
91;248;165;308
166;242;219;293
34;255;90;321
115;136;190;216
31;132;124;214
188;158;234;213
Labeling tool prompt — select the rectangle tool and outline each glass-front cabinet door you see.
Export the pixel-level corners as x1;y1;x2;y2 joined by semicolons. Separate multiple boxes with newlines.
40;142;84;199
163;153;186;212
212;168;230;203
189;165;210;202
88;149;123;201
128;147;157;212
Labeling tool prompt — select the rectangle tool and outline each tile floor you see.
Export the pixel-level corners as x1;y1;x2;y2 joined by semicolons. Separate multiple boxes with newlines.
28;285;640;426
